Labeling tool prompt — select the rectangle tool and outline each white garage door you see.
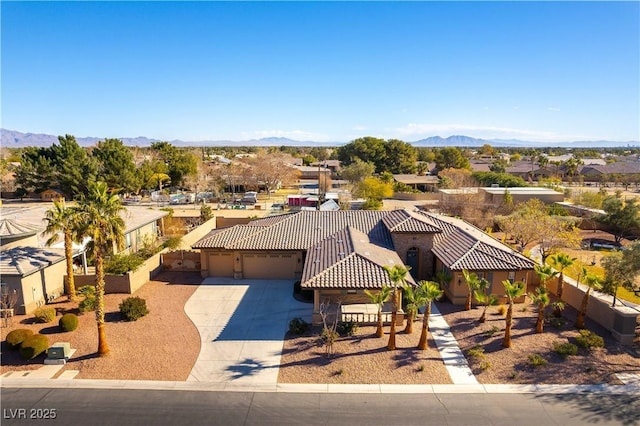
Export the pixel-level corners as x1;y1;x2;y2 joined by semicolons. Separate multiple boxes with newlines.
242;253;297;279
208;252;234;277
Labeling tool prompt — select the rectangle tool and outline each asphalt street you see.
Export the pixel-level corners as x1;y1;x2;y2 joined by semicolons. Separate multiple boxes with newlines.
2;387;638;426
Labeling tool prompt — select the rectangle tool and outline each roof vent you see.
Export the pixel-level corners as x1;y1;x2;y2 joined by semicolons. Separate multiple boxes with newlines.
336;239;343;243
313;259;320;263
339;252;345;256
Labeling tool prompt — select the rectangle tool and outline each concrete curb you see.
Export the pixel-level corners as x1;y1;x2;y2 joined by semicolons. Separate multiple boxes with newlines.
2;379;639;394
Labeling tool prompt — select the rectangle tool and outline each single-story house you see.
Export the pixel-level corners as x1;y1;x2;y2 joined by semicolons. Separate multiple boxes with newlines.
393;174;439;192
0;205;169;314
193;209;536;322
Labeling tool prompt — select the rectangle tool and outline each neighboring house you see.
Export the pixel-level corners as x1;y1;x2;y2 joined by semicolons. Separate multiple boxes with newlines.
310;160;341;177
481;187;564;205
0;205;168;315
193;209;536;322
392;174;439;192
40;188;65;201
578;161;640;184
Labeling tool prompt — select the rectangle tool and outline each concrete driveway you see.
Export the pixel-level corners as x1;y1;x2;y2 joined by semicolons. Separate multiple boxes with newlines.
185;278;312;389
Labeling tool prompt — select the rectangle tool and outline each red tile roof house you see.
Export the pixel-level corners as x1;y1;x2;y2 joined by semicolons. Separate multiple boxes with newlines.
193;209;536;324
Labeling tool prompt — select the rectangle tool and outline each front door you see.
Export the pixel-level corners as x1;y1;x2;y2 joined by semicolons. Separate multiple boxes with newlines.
406;248;419;278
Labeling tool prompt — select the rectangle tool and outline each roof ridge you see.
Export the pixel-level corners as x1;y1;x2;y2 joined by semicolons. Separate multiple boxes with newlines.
226;211;302;248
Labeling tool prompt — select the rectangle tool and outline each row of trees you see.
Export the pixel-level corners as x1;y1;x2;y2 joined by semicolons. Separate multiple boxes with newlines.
15;136;198;199
44;182;125;356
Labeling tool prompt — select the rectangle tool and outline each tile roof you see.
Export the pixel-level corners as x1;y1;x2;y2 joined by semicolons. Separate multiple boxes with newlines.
0;218;42;240
420;211;536;271
300;227;415;289
193;210;394;250
382;209;442;233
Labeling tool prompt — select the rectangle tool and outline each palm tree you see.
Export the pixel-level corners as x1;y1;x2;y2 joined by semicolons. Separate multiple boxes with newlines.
462;270;481;311
76;182;125;356
575;265;588;289
402;284;421;334
529;286;550;333
534;263;558;290
473;278;497;323
44;199;81;300
416;280;443;350
502;280;526;348
549;253;576;316
575;274;602;329
364;286;392;338
383;264;410;351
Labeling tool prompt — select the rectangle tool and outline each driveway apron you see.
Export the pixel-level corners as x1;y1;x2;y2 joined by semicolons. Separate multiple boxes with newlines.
185;278;312;386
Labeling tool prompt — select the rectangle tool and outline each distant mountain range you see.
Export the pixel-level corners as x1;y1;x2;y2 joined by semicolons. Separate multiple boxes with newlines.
1;128;638;149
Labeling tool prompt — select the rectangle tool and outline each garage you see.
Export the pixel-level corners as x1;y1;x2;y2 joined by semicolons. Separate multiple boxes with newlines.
242;252;298;279
207;252;234;277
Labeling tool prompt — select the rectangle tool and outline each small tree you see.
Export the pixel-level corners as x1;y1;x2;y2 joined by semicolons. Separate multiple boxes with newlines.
364;286;392;338
462;270;481;311
534;263;558;289
416;281;444;350
319;300;340;358
529;286;550;333
402;284;421;334
473;278;497;323
549;253;576;316
575;275;602;329
383;265;410;351
1;288;18;327
502;280;526;348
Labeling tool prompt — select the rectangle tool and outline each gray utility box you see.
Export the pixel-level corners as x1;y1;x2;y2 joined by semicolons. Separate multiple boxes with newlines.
47;342;71;359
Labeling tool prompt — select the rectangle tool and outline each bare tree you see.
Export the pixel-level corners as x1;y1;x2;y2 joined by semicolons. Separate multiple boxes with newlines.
319;299;341;358
1;288;18;327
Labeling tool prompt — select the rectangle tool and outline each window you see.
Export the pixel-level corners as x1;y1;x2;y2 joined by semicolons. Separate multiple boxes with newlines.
347;289;357;294
508;271;516;283
125;233;132;249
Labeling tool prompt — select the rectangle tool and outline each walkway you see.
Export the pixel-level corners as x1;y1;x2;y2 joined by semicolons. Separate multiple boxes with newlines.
184;278;312;389
429;304;478;385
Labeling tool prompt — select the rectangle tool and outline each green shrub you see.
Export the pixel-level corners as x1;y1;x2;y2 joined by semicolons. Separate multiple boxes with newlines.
6;329;34;350
484;325;500;337
479;360;492;371
337;320;358;337
553;341;578;358
104;253;144;275
163;236;182;251
19;334;49;360
548;316;566;329
78;286;97;313
33;307;56;323
528;353;548;367
467;345;485;359
497;305;507;316
119;296;149;321
575;330;605;349
288;317;310;335
59;313;79;332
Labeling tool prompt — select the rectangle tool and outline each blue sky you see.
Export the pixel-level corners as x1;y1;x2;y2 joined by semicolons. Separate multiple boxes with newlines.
2;1;639;143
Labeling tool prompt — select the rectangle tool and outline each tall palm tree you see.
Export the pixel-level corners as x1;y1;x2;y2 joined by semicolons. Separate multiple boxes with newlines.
416;280;443;350
502;280;526;348
383;264;410;351
473;278;497;323
44;199;81;300
462;269;481;311
575;274;602;329
529;286;550;333
364;286;392;338
76;182;125;356
549;253;576;316
402;284;421;334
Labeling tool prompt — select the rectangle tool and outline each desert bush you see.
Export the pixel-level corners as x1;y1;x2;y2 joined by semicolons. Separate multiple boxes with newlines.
548;315;566;329
553;341;578;358
467;345;485;359
484;325;500;337
497;305;507;316
19;334;49;360
33;307;56;323
479;360;492;371
6;329;34;349
528;353;548;367
288;317;310;335
575;329;605;349
104;253;144;275
163;236;182;251
119;296;149;321
78;286;97;313
337;320;358;337
59;313;79;332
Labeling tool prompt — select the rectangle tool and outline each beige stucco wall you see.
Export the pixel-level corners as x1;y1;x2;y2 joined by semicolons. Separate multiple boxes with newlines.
6;259;67;315
1;234;40;251
390;233;436;280
437;261;531;305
